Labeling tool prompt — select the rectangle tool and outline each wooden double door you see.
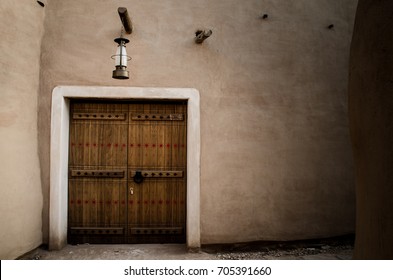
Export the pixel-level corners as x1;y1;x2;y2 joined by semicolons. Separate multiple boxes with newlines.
68;101;187;244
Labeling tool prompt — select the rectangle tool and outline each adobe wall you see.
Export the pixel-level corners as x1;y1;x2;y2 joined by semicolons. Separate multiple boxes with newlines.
37;0;357;245
0;0;45;259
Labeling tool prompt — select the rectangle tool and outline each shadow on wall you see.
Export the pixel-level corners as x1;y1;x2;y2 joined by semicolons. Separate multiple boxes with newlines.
349;0;393;259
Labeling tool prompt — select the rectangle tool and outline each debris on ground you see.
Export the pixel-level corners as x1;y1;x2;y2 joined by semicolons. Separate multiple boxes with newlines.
215;244;353;260
206;235;354;260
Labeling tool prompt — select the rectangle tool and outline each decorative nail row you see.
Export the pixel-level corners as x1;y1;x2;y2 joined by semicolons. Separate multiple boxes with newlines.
70;227;124;235
73;113;126;120
71;170;125;178
129;170;183;178
70;200;184;205
131;113;183;121
130;227;183;235
70;143;186;148
70;227;183;236
72;113;183;121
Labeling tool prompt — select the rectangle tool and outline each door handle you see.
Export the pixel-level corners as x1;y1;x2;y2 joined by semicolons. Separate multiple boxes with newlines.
133;171;144;184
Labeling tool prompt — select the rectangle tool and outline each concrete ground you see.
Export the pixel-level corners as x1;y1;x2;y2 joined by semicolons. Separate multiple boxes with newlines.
18;238;354;260
19;244;216;260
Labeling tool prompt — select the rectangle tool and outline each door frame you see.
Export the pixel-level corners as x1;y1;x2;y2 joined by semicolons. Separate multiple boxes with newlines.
49;86;200;250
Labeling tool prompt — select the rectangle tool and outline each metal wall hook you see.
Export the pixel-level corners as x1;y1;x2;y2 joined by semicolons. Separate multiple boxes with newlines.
195;29;212;44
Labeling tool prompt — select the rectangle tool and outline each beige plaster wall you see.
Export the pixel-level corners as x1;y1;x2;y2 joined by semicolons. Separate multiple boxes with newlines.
0;0;45;259
38;0;358;244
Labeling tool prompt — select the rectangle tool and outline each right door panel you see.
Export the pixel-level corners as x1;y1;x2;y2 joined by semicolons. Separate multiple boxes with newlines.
127;102;187;243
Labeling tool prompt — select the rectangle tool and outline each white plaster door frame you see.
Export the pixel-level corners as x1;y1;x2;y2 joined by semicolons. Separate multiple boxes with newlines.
50;86;201;250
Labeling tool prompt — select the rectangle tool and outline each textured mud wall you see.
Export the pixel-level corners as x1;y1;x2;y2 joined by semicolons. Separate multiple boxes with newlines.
349;0;393;259
36;0;358;245
0;0;45;259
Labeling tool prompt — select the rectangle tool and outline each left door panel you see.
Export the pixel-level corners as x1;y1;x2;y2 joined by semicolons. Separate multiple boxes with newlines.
68;102;128;244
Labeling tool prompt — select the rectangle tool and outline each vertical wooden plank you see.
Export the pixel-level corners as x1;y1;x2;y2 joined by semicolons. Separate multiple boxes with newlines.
171;105;180;169
150;104;160;228
87;182;95;226
119;181;127;237
155;106;167;228
134;182;142;228
75;180;84;226
149;179;158;226
156;123;166;170
112;180;119;226
68;180;75;228
164;104;173;169
179;104;187;168
128;103;143;168
97;181;104;226
103;180;112;227
178;103;187;229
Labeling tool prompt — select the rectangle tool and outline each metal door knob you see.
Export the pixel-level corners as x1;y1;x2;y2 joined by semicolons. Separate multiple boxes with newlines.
133;171;144;184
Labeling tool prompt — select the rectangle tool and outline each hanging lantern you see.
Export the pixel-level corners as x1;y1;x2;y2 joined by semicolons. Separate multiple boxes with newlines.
111;37;131;79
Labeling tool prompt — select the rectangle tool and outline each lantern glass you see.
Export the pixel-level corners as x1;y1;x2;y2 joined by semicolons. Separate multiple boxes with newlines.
115;44;128;67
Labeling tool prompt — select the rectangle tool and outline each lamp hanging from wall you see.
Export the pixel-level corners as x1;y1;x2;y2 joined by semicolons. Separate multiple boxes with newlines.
111;34;131;79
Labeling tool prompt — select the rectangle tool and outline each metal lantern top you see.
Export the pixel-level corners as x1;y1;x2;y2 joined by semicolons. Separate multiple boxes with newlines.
114;37;130;45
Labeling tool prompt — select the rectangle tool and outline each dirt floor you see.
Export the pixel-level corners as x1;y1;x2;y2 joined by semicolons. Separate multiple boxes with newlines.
18;235;354;260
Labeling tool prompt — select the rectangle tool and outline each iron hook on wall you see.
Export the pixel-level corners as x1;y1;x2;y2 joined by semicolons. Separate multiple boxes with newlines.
195;29;212;44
